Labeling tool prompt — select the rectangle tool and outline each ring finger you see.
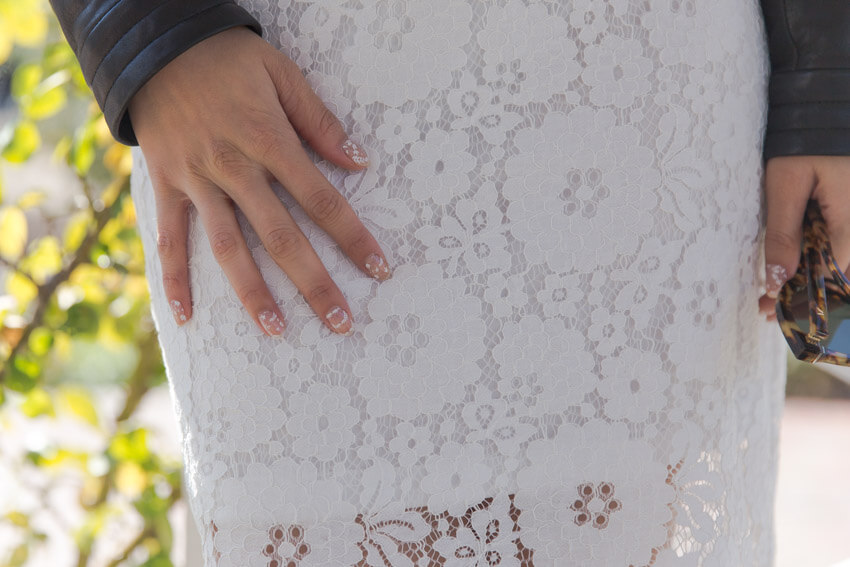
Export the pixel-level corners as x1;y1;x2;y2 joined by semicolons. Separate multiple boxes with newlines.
219;169;357;337
191;183;288;336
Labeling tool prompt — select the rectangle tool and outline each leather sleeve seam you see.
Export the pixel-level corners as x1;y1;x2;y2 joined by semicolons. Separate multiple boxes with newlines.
74;0;124;59
771;101;850;106
766;126;850;132
771;68;850;74
779;0;799;69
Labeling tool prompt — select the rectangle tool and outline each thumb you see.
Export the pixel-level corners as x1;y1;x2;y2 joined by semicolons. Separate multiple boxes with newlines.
763;157;814;298
265;51;369;170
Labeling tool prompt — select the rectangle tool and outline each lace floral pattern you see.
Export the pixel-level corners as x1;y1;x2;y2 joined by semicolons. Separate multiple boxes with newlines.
129;0;787;565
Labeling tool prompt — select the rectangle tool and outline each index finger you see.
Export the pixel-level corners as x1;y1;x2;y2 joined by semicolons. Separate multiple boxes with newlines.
763;156;814;298
241;122;392;282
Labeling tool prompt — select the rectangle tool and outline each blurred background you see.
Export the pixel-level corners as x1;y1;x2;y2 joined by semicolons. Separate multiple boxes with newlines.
0;2;848;566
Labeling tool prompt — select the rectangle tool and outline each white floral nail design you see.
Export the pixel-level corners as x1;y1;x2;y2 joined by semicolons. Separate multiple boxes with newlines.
259;310;286;336
765;263;788;298
325;306;354;336
364;253;392;281
170;299;187;324
341;139;370;166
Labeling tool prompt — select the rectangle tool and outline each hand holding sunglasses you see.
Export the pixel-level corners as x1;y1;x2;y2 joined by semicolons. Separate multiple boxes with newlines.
776;200;850;365
760;156;850;366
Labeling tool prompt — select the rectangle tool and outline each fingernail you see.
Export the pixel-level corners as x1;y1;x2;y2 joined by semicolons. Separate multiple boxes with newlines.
341;138;369;166
765;264;789;299
170;300;188;325
365;253;392;281
325;305;354;336
259;310;286;336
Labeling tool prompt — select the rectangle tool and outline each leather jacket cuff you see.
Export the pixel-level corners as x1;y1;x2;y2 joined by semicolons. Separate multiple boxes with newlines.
58;1;262;146
764;69;850;160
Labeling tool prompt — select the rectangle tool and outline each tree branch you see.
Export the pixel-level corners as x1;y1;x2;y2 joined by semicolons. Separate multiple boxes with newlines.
0;178;129;385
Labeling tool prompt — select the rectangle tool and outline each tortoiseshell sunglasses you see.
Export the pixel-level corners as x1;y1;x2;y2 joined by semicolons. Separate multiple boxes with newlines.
776;199;850;366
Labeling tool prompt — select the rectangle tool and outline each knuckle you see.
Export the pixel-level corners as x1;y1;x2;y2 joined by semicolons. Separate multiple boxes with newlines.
265;226;303;260
207;140;245;176
161;272;184;296
156;228;180;257
764;229;800;254
149;165;172;189
185;152;211;185
305;282;334;303
240;113;299;165
236;285;265;308
346;227;373;252
305;189;345;225
210;229;240;261
316;106;342;138
269;57;302;105
247;126;286;162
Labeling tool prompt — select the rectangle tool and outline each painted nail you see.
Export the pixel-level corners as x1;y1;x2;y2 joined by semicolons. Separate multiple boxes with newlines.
259;310;286;336
765;263;789;299
170;300;188;325
325;305;354;336
341;139;370;166
365;253;392;281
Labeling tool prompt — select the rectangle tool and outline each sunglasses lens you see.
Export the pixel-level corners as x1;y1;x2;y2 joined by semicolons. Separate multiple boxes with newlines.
824;281;850;354
781;275;850;358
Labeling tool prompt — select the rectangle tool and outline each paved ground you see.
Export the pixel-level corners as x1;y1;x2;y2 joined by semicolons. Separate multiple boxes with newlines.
776;397;850;567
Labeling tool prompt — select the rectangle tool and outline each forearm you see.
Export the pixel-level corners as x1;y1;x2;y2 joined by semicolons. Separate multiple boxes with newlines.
761;0;850;159
48;0;262;146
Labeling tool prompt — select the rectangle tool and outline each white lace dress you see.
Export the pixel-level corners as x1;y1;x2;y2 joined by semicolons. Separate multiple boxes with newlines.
129;1;788;565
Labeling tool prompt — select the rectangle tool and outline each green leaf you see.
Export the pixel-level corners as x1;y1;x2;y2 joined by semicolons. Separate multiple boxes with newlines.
115;461;147;497
43;43;75;73
28;326;53;356
56;386;99;427
23;85;66;120
70;65;88;94
70;123;96;175
62;302;100;335
0;206;27;260
4;511;30;528
153;509;173;552
15;190;45;210
7;542;28;567
63;210;91;252
6;271;38;310
19;386;54;418
20;235;62;284
109;428;151;463
10;63;41;99
1;121;41;163
140;554;173;567
6;356;40;393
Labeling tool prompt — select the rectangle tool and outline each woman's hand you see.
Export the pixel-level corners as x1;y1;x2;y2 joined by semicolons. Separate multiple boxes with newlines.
760;155;850;320
128;27;391;337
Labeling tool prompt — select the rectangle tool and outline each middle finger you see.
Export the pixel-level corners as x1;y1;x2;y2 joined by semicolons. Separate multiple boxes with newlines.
202;152;357;336
240;125;392;282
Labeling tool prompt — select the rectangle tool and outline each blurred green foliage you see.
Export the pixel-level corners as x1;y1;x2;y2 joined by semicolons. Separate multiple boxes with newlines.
0;1;182;565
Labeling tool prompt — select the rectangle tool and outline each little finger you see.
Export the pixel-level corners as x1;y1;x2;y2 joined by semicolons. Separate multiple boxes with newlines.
155;191;193;325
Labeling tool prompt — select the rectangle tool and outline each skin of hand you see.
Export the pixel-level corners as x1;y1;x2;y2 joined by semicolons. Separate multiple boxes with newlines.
127;26;392;337
759;155;850;321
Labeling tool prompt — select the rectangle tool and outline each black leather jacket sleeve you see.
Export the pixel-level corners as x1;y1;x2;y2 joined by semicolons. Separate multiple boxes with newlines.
48;0;262;146
761;0;850;159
